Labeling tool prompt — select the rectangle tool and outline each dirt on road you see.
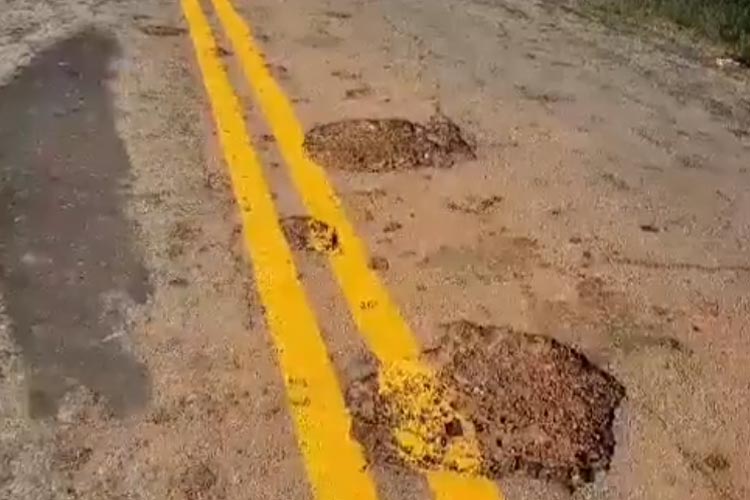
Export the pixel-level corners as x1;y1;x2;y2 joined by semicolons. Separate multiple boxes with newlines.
1;0;749;500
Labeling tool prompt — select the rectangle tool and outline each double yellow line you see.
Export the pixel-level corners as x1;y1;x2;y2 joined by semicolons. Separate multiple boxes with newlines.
180;0;504;498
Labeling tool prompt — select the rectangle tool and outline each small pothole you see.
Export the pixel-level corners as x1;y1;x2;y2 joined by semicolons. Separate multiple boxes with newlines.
280;216;339;254
303;116;475;172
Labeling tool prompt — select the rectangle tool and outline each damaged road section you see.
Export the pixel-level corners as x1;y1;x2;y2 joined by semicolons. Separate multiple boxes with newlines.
303;116;475;172
348;320;625;488
280;215;340;254
0;31;151;418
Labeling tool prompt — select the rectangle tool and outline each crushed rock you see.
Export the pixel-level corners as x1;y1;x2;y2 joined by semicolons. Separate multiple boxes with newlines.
303;116;475;172
430;320;625;487
347;320;625;488
280;216;339;254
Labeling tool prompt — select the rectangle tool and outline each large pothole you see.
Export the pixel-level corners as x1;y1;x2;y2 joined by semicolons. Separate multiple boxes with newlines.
303;116;475;172
347;321;625;488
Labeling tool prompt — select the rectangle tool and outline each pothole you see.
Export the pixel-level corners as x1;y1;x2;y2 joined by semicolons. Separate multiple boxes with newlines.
347;321;625;488
432;321;625;486
280;216;339;254
303;116;475;172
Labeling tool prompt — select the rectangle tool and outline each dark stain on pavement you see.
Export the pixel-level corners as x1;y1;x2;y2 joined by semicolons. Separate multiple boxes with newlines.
0;30;151;418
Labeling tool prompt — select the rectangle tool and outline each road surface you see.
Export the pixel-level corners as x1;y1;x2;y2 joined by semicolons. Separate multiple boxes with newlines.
1;0;749;499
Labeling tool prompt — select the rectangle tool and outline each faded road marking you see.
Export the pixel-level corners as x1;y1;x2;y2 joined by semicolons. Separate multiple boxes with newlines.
180;0;379;498
211;0;504;497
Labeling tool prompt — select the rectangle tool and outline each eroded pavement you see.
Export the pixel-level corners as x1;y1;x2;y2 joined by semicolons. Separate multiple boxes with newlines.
1;0;749;499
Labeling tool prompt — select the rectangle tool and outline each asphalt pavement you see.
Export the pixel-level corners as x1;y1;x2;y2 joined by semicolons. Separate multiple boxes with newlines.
1;1;749;499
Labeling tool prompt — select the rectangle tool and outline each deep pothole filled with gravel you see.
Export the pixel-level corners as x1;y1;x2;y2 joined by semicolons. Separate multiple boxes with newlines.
303;116;475;172
347;320;625;488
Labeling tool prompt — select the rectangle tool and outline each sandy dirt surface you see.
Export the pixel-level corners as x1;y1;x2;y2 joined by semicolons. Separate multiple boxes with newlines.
1;0;749;499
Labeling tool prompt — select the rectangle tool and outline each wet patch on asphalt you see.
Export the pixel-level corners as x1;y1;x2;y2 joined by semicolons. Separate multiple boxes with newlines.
0;31;151;418
303;116;475;172
280;215;340;254
347;320;625;488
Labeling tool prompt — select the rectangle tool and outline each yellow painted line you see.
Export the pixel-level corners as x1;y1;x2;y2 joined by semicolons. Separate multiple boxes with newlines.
210;0;505;498
429;471;502;500
179;1;379;499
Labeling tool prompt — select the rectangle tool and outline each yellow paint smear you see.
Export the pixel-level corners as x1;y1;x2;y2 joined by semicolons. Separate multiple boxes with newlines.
210;0;505;497
180;0;379;498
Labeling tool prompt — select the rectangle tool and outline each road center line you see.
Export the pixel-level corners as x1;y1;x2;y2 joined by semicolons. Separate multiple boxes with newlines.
210;0;505;498
179;0;380;498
